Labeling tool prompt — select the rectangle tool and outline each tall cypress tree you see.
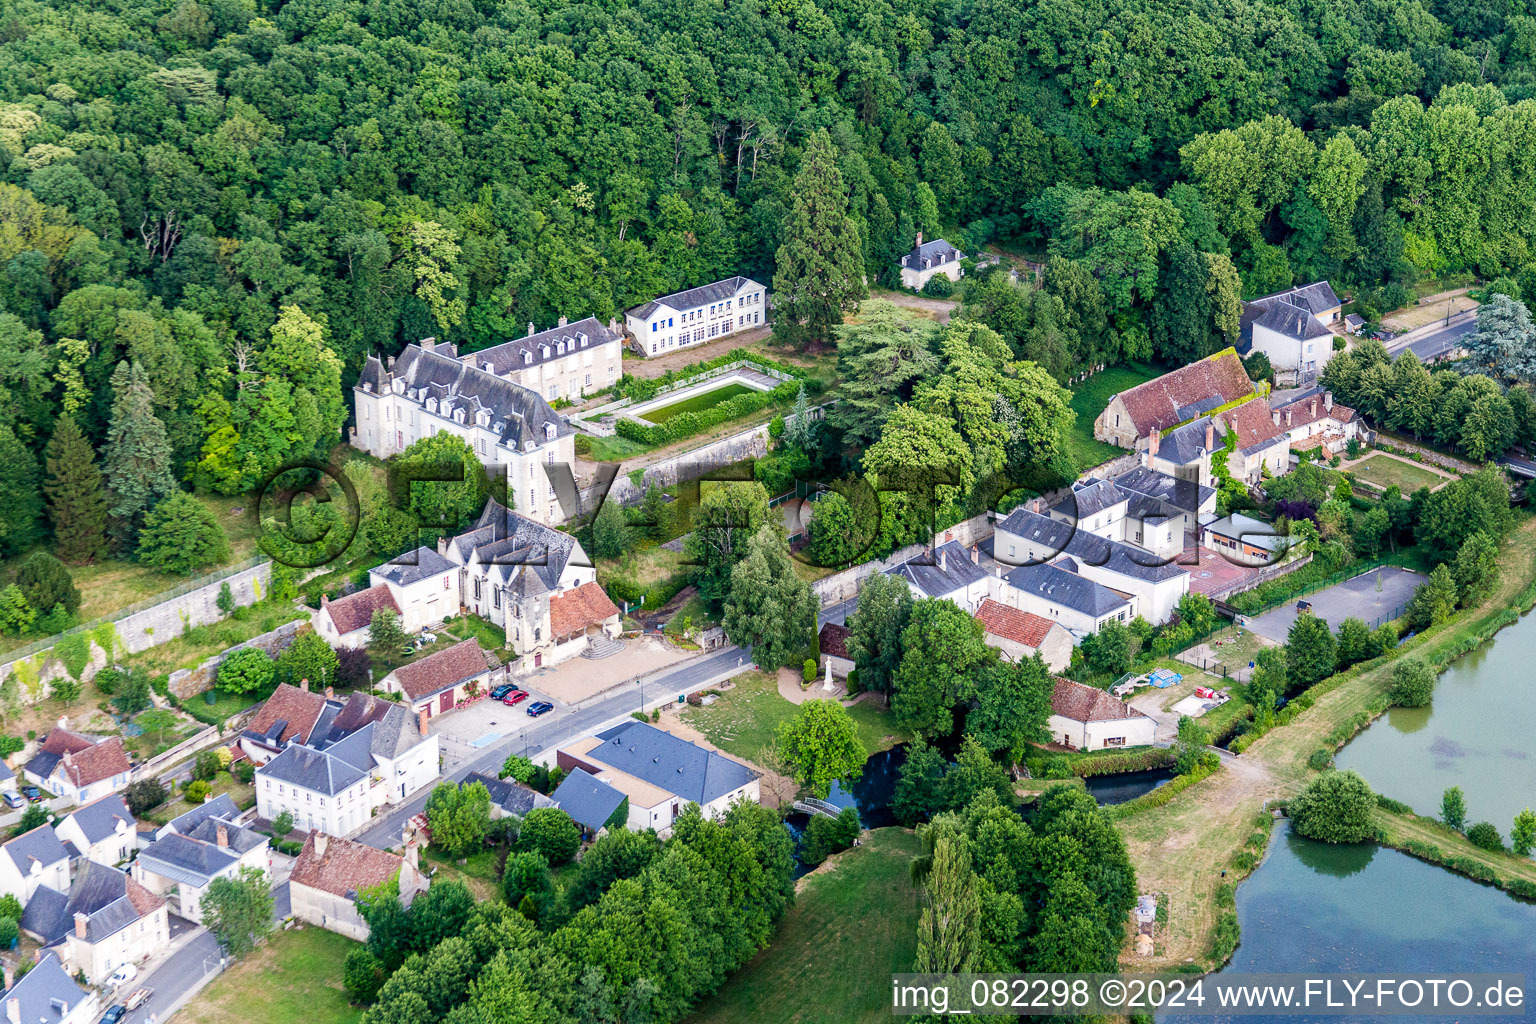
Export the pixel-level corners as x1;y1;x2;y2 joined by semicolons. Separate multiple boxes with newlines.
771;129;867;350
102;362;178;550
0;424;43;557
44;415;110;564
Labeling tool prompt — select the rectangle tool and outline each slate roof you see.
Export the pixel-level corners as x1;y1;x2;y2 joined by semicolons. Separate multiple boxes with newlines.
1106;350;1255;438
321;694;426;762
1257;281;1341;317
359;343;573;450
183;816;267;855
1052;478;1129;520
29;860;163;946
18;884;68;943
1050;677;1150;724
587;721;758;806
1240;299;1334;347
136;831;243;888
1220;400;1290;455
0;823;68;875
899;237;965;270
61;793;133;846
548;582;618;638
290;833;402;900
244;683;329;749
996;509;1189;583
258;742;367;796
628;276;757;321
1112;466;1217;517
0;761;14;783
451;499;580;593
974;598;1059;648
462;772;553;817
1156;417;1217;467
0;954;89;1024
390;639;492;702
321;584;401;635
161;794;240;838
551;769;627;832
885;541;989;598
372;545;456;588
818;622;851;660
465;316;621;377
1002;563;1133;618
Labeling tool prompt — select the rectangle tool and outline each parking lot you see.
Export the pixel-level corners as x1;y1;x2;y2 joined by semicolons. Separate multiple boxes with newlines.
1241;566;1425;642
431;685;556;767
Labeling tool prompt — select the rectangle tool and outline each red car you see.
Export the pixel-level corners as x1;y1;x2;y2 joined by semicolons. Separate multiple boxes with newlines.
500;689;530;706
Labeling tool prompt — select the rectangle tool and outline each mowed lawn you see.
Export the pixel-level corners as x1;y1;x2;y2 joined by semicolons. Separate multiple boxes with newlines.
1348;453;1450;493
639;382;759;423
179;926;363;1024
688;828;923;1024
683;672;907;763
1067;363;1162;471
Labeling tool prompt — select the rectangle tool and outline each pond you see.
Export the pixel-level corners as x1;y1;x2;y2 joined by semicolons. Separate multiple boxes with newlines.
1082;766;1174;805
1335;609;1536;826
784;745;908;877
1162;830;1536;1023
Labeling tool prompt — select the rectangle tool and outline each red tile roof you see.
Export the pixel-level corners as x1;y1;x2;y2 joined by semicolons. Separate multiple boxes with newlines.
818;622;851;660
1221;399;1289;453
1112;350;1254;437
1050;678;1149;724
246;683;329;746
974;599;1057;649
38;730;93;758
391;639;492;701
54;733;131;788
290;832;402;899
125;874;165;917
1271;393;1357;428
548;582;619;639
321;585;401;636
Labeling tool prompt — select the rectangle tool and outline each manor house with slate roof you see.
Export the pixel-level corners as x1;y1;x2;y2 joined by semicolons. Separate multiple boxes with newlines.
1237;280;1343;385
625;276;768;356
351;336;581;525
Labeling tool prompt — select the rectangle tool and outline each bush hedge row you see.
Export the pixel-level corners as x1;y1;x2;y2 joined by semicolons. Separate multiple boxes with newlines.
1108;760;1221;819
612;349;805;403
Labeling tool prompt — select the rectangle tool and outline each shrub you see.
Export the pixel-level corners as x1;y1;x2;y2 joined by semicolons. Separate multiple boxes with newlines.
343;947;385;1005
233;760;255;784
613;379;800;446
0;896;19;921
1307;748;1333;771
272;811;294;838
1466;822;1505;851
573;434;592;455
17;552;79;616
193;749;223;782
921;274;954;297
184;779;211;802
124;779;167;816
518;808;581;865
93;667;125;696
800;807;861;866
1289;770;1375;844
0;737;20;759
49;680;80;704
1388;658;1435;707
0;917;18;950
802;658;817;682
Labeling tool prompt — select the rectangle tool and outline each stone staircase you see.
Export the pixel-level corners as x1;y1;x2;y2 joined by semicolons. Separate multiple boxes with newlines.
582;634;626;659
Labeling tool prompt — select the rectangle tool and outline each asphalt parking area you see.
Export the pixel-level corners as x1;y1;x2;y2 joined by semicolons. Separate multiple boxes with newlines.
1241;566;1424;642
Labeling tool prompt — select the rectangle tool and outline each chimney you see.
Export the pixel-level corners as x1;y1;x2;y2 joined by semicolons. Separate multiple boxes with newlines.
915;231;923;249
216;823;229;848
1324;391;1334;412
1271;409;1281;426
417;709;429;738
314;833;329;859
1285;409;1293;426
608;317;620;333
1310;398;1317;417
56;716;67;732
970;544;979;564
386;355;395;370
437;535;449;557
420;337;435;353
324;686;334;701
62;750;72;768
73;912;88;940
1148;431;1160;456
939;548;947;574
527;322;536;337
5;996;16;1024
2;961;12;992
557;315;568;328
1205;421;1215;451
300;678;309;692
320;594;329;609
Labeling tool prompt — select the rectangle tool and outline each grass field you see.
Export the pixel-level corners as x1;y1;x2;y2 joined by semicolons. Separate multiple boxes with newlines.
688;828;922;1024
682;672;907;764
423;846;502;901
638;382;759;423
1348;453;1450;493
179;926;363;1024
1067;363;1162;471
584;433;654;462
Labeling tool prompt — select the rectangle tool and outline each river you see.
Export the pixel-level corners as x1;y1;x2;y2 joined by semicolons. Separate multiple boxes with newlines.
1335;609;1536;826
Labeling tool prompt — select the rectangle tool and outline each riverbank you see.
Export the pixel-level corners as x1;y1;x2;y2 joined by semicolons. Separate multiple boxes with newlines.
1117;516;1536;969
1374;804;1536;899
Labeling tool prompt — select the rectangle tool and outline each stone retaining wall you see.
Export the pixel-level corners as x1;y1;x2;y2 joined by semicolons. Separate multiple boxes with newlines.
167;618;309;701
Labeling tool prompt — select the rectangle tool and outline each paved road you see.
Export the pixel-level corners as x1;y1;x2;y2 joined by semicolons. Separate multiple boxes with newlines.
353;645;751;849
1390;317;1474;363
819;596;857;628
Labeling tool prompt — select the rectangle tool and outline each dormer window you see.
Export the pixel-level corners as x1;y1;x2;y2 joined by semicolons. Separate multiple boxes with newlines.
541;345;551;359
576;332;588;346
522;351;533;366
483;361;495;374
392;379;405;395
425;398;438;413
454;408;465;424
524;440;536;453
557;341;565;355
544;422;556;441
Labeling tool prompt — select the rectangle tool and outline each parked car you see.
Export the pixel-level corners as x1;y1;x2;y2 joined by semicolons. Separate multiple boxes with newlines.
21;786;42;803
125;988;153;1011
108;964;138;987
525;701;554;718
100;1006;127;1024
501;689;529;706
2;791;23;809
489;684;515;700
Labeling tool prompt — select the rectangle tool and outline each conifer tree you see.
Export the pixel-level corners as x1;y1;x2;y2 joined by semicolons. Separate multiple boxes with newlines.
772;130;867;350
44;415;109;564
102;362;178;549
0;424;42;557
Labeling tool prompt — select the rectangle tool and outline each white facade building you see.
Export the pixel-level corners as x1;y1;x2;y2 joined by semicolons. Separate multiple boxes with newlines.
1238;281;1343;385
625;277;768;356
897;234;966;290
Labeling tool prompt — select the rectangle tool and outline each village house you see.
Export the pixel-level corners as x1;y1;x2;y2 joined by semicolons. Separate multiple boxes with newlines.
22;724;132;807
1112;465;1220;540
315;585;402;649
0;762;16;795
351;339;577;525
993;508;1190;625
289;831;428;942
0;825;69;907
380;639;501;719
237;682;330;765
53;794;134;867
1213;400;1292;484
461;773;556;820
973;598;1073;671
625;277;768;355
150;794;241;840
1093;349;1256;447
549;770;628;835
1268;386;1364;455
255;691;440;835
1238;281;1343;385
1047;678;1158;750
1202;513;1293;567
1047;478;1182;561
0;953;97;1024
897;234;966;290
1141;417;1218;487
994;563;1137;637
556;721;759;836
885;541;991;612
817;622;855;680
369;546;460;633
19;860;168;986
442;500;620;671
134;811;270;922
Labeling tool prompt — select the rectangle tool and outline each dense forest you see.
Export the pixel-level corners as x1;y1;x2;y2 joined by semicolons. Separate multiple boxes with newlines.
3;0;1536;558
